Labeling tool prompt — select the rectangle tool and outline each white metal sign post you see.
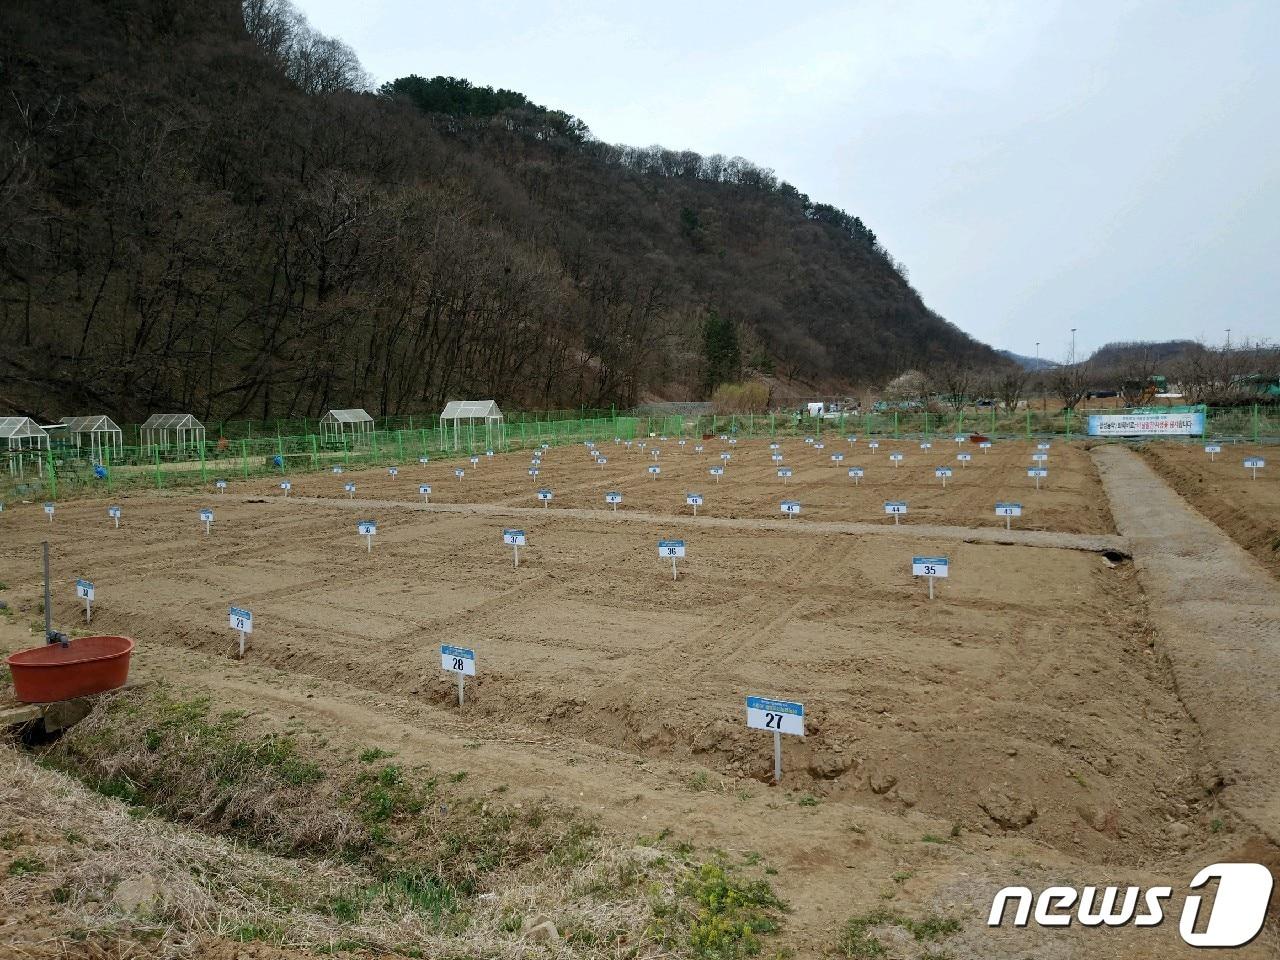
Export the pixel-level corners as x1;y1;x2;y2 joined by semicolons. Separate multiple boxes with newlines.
455;467;465;481
537;487;553;507
470;456;480;468
710;466;724;482
229;606;253;659
280;480;291;497
995;502;1022;530
912;555;949;599
76;578;94;624
686;493;703;516
869;441;880;450
1204;444;1221;461
781;499;801;519
1245;457;1265;480
44;502;54;523
890;452;903;468
831;453;844;464
746;696;804;784
200;508;214;535
388;467;398;477
441;644;476;707
604;490;624;511
920;442;932;451
1032;452;1048;465
503;528;526;567
884;500;908;525
358;520;377;552
648;465;661;480
659;539;686;580
954;435;966;445
108;505;122;528
333;466;344;475
345;482;356;499
848;467;864;486
980;441;993;453
935;466;952;489
1028;467;1048;490
778;467;793;484
216;479;228;493
957;453;972;467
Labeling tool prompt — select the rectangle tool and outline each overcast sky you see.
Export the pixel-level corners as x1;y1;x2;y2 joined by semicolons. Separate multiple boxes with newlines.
294;0;1277;360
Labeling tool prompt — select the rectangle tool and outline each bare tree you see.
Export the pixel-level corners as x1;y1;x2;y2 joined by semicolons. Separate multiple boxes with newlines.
1050;363;1090;411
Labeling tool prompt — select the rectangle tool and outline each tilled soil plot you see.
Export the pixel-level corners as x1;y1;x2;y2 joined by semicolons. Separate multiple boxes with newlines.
225;436;1116;535
1139;441;1278;579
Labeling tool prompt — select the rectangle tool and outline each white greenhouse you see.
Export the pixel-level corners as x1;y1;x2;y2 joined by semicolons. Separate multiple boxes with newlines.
61;414;124;462
1;416;49;477
139;413;205;451
440;400;504;451
320;408;375;443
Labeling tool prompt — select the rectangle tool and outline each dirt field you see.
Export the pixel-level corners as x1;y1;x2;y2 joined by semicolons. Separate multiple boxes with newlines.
1139;441;1278;579
230;436;1116;535
1;438;1276;958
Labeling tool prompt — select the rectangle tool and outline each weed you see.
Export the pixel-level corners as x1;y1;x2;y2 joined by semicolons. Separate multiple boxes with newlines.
448;771;467;783
1069;769;1087;789
796;794;819;807
921;834;948;844
687;770;711;792
836;909;961;958
679;863;786;959
7;856;45;876
1210;818;1224;833
359;747;394;764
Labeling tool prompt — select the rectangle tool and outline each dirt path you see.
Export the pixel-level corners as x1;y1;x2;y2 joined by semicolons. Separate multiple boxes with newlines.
1093;445;1280;843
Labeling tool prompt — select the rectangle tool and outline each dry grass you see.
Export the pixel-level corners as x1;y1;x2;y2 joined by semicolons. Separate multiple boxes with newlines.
1;687;786;959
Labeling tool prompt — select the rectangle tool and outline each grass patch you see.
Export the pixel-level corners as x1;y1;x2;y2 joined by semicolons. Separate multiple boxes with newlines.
836;909;962;958
7;855;45;876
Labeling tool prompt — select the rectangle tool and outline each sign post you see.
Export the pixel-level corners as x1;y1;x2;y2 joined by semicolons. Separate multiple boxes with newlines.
686;492;703;516
345;481;356;499
200;508;214;535
995;502;1022;530
280;480;291;497
1204;444;1221;462
503;528;526;567
441;644;476;708
778;467;792;484
710;466;724;483
659;539;686;580
216;479;228;493
1244;457;1265;479
1027;467;1048;490
648;465;661;480
935;466;952;489
745;696;804;784
884;500;908;525
44;502;54;523
781;499;801;519
76;578;94;624
848;466;864;486
957;453;972;468
605;491;623;511
358;520;377;552
537;487;553;507
890;452;903;469
108;505;122;528
229;606;252;659
912;555;949;600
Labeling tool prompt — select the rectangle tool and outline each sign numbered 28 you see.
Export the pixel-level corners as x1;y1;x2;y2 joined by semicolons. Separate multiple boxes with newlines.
441;644;476;676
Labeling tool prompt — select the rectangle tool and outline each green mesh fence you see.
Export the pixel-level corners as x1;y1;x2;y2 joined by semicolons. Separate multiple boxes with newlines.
3;405;1275;503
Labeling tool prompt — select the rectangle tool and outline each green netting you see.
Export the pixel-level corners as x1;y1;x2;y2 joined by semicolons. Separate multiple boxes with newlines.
4;405;1276;503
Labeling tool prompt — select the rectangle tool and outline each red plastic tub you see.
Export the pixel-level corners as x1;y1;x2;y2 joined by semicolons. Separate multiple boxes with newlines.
5;636;135;703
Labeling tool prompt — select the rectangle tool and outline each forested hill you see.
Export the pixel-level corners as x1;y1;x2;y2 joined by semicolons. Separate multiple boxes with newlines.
0;0;1006;422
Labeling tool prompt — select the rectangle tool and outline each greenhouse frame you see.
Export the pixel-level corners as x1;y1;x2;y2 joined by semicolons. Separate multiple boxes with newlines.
139;413;205;451
61;414;124;462
319;408;375;443
440;400;504;451
1;416;49;477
